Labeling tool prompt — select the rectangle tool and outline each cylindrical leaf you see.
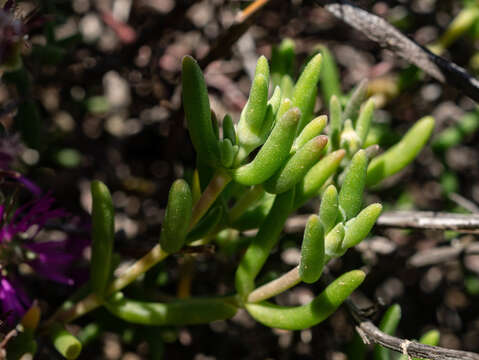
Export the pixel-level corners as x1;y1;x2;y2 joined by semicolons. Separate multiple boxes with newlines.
245;270;365;330
366;116;435;187
182;56;220;167
271;38;295;86
233;108;300;186
276;97;293;124
329;95;342;150
319;45;342;105
292;53;322;134
280;75;295;100
105;293;237;325
293;115;327;152
343;79;368;123
325;222;346;258
90;180;115;298
418;329;440;346
219;139;237;168
294;149;346;208
237;56;270;149
260;86;282;139
355;98;375;145
222;114;237;145
160;180;193;253
342;203;382;250
299;215;325;283
50;323;82;360
264;135;328;194
319;185;339;234
339;150;367;221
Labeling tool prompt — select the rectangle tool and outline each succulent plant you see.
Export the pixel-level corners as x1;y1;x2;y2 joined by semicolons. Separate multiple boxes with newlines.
41;40;435;358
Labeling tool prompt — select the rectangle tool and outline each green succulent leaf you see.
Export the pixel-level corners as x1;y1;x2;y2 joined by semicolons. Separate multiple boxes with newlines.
237;56;270;152
182;56;220;167
293;115;327;152
50;323;82;360
324;222;346;258
90;180;115;299
343;79;368;124
319;45;342;105
329;95;343;151
271;38;296;87
319;185;339;234
355;98;375;146
219;139;237;168
222;114;237;145
292;53;322;134
245;270;365;330
105;293;238;326
233;108;300;186
160;180;193;253
366;116;435;187
264;135;328;194
295;149;346;208
299;215;325;284
339;149;368;221
342;203;382;249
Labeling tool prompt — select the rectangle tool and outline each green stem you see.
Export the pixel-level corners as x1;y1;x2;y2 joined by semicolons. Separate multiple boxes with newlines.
247;256;338;304
45;170;231;328
247;266;301;303
52;244;169;324
189;169;232;231
229;185;264;222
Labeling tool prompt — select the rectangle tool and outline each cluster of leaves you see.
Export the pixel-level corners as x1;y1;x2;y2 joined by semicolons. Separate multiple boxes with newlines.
4;36;437;358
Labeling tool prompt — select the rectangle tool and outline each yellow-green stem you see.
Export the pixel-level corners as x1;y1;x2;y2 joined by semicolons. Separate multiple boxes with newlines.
53;244;169;324
189;169;232;231
246;266;301;303
229;185;264;222
46;170;231;328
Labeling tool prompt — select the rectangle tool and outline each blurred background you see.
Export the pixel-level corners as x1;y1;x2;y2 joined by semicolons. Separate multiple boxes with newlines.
3;0;479;358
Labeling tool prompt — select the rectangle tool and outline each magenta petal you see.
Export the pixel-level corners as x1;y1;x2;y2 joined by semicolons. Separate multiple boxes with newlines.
28;258;75;285
0;276;30;325
25;237;89;286
17;176;42;197
5;193;68;240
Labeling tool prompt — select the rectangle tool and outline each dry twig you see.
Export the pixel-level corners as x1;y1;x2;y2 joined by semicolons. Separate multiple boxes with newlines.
408;241;479;267
318;272;479;359
314;0;479;102
286;211;479;233
354;319;479;360
376;211;479;233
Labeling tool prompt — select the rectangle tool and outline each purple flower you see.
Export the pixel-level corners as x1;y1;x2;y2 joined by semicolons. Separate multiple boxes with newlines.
0;193;90;284
24;235;89;286
0;193;68;243
0;193;90;325
0;275;30;326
